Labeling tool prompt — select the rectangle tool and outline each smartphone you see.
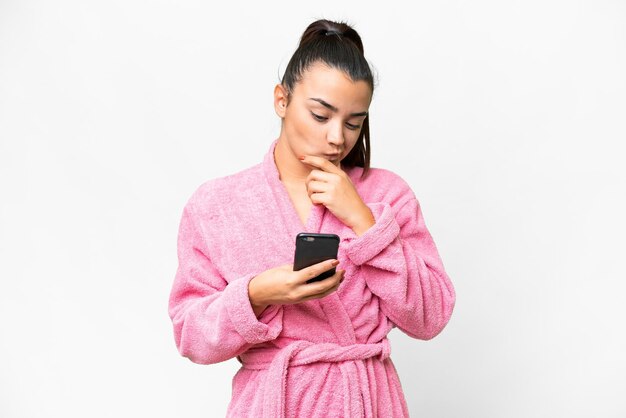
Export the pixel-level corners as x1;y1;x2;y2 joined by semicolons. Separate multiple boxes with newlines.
293;233;340;283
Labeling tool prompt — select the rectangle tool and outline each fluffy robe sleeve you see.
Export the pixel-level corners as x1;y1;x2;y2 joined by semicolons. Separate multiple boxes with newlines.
168;197;283;365
339;178;456;340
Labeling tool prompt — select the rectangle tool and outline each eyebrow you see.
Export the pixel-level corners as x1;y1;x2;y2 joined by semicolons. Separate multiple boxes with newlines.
307;97;368;117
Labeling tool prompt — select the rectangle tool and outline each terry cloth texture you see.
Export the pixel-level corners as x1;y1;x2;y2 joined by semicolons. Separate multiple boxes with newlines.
168;139;456;417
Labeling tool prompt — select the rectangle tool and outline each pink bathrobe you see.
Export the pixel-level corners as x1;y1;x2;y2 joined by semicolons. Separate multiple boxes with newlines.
168;139;456;417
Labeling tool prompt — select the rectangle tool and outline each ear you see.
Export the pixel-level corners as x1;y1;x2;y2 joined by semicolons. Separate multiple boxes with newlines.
273;83;289;118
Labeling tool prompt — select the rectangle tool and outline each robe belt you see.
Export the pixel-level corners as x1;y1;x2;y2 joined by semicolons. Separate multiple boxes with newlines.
239;339;391;418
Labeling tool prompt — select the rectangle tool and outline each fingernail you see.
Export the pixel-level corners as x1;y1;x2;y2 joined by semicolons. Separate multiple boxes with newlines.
331;259;339;266
298;156;305;160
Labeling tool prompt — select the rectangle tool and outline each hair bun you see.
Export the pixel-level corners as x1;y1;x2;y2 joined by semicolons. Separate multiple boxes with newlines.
295;19;365;55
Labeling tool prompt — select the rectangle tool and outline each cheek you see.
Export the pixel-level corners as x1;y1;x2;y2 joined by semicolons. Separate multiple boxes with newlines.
286;111;321;144
340;135;361;159
348;133;359;145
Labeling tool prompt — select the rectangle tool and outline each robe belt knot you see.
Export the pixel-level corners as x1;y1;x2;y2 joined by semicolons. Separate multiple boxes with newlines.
240;339;391;418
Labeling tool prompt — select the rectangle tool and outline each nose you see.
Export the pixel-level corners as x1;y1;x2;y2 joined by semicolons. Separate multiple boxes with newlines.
326;120;345;148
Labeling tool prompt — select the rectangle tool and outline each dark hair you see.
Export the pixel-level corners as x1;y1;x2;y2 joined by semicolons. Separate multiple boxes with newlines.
280;19;375;178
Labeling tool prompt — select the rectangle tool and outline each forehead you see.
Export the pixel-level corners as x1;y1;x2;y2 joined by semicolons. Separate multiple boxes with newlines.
294;62;372;110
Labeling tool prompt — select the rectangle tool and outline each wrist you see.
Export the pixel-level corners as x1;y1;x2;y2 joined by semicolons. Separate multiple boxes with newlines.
350;206;375;236
252;303;269;317
248;276;269;317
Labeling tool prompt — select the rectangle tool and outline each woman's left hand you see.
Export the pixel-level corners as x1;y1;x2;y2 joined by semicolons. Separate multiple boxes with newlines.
300;155;375;236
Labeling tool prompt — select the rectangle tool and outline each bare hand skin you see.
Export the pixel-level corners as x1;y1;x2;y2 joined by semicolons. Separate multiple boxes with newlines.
248;259;345;317
300;155;375;236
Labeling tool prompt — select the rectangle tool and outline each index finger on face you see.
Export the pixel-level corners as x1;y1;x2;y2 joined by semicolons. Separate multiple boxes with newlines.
300;155;342;174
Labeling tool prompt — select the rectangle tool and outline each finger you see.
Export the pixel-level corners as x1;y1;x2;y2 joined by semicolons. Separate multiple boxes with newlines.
299;284;338;302
299;271;345;301
306;169;336;184
309;191;329;206
295;259;340;284
301;155;343;175
301;269;344;294
305;180;329;195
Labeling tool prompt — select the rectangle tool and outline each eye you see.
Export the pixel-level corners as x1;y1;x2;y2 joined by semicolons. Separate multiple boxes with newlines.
312;112;361;130
311;112;327;122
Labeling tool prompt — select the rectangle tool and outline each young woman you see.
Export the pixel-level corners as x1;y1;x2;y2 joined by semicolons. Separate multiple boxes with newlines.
168;19;456;418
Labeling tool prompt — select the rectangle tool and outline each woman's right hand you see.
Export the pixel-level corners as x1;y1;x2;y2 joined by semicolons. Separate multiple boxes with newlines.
248;259;345;317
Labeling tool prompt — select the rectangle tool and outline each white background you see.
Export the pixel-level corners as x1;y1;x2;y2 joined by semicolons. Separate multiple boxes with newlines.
1;1;625;417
